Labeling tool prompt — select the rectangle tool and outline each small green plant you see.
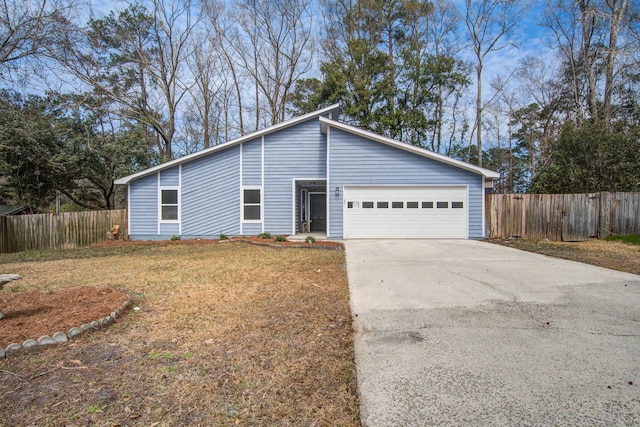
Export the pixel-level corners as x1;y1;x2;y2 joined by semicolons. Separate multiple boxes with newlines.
273;235;287;242
305;235;316;244
8;284;27;292
183;351;194;360
170;235;181;241
148;350;174;361
219;233;229;240
258;232;272;239
165;365;177;373
85;405;104;414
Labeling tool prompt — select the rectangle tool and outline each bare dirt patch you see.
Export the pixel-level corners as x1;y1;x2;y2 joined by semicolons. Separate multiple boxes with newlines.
487;239;640;275
0;241;358;426
0;287;128;346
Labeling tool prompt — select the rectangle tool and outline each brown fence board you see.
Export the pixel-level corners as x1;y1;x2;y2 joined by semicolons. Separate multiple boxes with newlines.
0;209;127;253
486;192;640;241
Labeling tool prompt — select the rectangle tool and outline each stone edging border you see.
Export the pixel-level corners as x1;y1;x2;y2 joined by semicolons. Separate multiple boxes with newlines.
228;238;344;250
0;299;131;359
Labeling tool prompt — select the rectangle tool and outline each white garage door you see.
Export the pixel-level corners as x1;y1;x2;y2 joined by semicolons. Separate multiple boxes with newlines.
343;186;468;238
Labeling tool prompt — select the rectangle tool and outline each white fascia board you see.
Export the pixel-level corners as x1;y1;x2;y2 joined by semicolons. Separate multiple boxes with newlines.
319;116;501;179
114;104;341;185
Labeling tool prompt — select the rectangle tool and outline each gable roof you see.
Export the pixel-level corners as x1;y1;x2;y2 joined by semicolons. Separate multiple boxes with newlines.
114;104;341;185
115;104;499;185
319;116;500;180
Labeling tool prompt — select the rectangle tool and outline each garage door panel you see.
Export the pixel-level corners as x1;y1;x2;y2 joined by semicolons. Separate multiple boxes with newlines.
343;186;468;239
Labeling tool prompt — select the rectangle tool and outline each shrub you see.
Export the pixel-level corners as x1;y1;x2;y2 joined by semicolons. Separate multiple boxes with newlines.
305;235;316;244
170;235;181;241
219;233;229;240
273;235;287;242
258;232;272;239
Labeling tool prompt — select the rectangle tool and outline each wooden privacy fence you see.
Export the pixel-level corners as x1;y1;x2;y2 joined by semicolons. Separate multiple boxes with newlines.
486;192;640;241
0;209;128;253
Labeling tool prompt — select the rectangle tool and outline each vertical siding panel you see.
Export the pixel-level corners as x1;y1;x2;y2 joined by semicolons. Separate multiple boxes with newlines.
264;121;327;234
242;138;262;186
182;146;241;237
160;166;180;186
129;174;158;238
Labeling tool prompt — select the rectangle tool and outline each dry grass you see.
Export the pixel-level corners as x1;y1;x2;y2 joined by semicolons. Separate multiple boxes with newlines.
0;241;359;426
487;238;640;275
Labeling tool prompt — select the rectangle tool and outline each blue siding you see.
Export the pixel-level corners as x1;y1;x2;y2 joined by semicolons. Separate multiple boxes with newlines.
328;128;485;239
129;174;158;238
242;138;262;186
160;223;179;235
160;167;179;186
264;120;327;234
242;223;263;235
182;146;241;237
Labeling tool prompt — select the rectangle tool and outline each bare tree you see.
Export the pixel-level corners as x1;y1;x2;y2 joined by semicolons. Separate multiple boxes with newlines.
56;0;199;159
425;0;467;153
457;0;530;167
188;32;220;149
543;0;633;124
203;0;247;135
232;0;315;127
0;0;77;80
603;0;629;122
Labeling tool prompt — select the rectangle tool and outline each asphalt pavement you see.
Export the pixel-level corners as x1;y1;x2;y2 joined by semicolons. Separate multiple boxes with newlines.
345;239;640;426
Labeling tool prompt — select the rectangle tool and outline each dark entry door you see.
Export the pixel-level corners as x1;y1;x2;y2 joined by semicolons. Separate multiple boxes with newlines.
309;193;326;232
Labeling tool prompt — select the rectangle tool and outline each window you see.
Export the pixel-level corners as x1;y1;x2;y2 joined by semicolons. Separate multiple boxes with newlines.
392;201;404;208
377;201;389;208
243;189;261;221
407;202;418;208
437;201;449;208
363;201;374;208
422;201;434;208
347;201;359;208
452;201;464;209
161;189;179;221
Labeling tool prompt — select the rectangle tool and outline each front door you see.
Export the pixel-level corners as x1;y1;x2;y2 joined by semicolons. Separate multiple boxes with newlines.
309;193;326;232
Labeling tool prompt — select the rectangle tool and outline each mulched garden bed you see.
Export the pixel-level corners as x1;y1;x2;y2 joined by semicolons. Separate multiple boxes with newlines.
0;287;129;347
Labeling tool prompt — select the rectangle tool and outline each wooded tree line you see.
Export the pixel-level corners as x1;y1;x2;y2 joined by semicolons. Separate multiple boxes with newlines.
0;0;639;211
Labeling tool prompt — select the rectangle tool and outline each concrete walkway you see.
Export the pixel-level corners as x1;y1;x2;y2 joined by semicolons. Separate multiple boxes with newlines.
345;239;640;426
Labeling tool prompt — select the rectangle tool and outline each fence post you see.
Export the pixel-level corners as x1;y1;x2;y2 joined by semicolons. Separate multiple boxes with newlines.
599;192;611;238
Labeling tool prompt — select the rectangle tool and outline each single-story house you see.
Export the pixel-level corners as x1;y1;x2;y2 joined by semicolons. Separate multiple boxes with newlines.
115;105;499;240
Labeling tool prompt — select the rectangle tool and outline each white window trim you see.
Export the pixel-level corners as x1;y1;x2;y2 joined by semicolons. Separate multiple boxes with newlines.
159;186;180;223
261;136;265;233
326;126;331;238
239;142;243;235
242;186;263;223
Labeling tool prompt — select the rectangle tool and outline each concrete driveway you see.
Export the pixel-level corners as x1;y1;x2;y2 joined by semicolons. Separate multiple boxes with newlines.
345;239;640;426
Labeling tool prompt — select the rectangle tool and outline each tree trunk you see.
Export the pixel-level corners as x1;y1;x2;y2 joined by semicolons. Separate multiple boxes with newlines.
476;60;483;167
579;1;599;121
604;0;627;123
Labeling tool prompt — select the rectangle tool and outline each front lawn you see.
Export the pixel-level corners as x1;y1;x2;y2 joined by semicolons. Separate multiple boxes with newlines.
0;241;359;426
